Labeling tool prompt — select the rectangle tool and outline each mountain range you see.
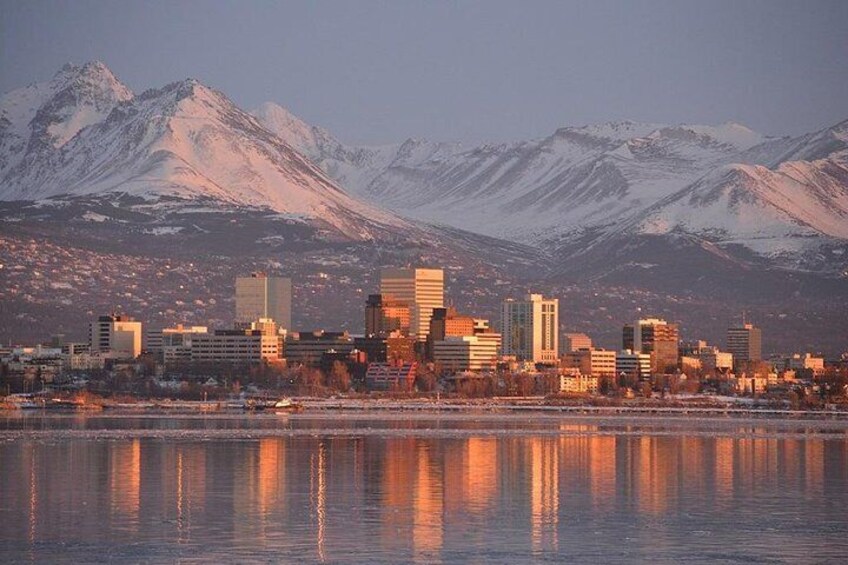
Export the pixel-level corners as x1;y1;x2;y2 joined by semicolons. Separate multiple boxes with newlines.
1;62;847;352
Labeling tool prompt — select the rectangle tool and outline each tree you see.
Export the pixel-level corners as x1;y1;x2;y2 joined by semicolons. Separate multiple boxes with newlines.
329;361;351;392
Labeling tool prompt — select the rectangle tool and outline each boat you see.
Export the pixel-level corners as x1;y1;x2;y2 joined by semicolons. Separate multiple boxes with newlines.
2;394;45;409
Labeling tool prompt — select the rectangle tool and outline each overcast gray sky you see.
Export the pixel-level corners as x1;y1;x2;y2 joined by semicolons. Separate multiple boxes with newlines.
1;0;847;144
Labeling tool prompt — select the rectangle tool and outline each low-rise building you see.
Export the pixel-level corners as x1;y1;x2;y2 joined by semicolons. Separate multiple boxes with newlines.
562;333;592;353
190;321;281;363
560;372;599;394
699;346;734;372
365;362;418;391
286;331;355;367
433;334;501;372
616;350;652;380
787;353;825;376
561;348;616;377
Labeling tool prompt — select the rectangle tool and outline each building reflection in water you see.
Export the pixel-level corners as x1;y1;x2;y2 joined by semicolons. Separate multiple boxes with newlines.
310;439;327;562
530;437;559;554
413;442;443;562
109;439;141;528
1;425;846;561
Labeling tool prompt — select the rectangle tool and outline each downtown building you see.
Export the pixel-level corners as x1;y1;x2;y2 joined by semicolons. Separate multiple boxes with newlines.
562;333;592;353
89;314;142;359
726;323;762;368
379;267;444;340
615;350;652;381
365;293;411;337
235;272;293;331
501;294;559;364
189;319;282;363
561;348;617;377
431;313;502;372
285;331;355;367
146;324;209;362
622;318;679;373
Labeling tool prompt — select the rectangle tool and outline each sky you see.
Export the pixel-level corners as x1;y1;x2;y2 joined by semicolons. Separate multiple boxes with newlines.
1;0;847;145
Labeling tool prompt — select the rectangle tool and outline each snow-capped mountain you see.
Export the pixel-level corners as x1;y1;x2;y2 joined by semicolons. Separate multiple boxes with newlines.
255;102;848;273
255;103;775;240
630;122;848;269
0;62;407;239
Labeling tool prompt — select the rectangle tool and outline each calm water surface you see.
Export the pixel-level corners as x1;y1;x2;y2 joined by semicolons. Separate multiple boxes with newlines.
1;412;847;563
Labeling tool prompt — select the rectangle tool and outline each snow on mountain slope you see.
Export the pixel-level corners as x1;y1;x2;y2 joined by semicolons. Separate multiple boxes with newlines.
0;61;133;175
257;105;774;242
633;147;848;267
0;64;408;240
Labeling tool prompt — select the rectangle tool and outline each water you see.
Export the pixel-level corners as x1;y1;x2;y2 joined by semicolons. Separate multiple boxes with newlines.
1;412;847;563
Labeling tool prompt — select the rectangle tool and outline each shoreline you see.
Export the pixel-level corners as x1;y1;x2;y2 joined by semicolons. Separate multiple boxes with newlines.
3;396;848;420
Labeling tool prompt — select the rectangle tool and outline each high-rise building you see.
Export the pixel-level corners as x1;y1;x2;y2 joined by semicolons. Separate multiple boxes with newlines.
562;333;592;353
89;314;142;359
622;318;679;373
235;273;292;330
726;323;762;367
501;294;559;364
365;294;411;337
379;268;444;340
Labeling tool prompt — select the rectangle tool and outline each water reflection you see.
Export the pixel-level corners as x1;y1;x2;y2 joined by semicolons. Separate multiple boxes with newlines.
1;420;847;562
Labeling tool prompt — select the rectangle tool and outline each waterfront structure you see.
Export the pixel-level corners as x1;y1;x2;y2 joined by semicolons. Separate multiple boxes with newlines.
501;294;559;364
285;331;355;366
89;314;142;359
235;272;292;330
432;333;502;372
615;350;652;381
365;294;411;337
622;318;679;373
727;323;762;367
379;268;444;340
561;348;617;377
562;333;592;353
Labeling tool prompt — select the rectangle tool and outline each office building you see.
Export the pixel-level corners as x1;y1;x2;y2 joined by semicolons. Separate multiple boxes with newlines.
380;268;444;340
235;272;292;330
562;333;592;353
787;353;825;376
616;350;652;381
285;331;355;367
189;319;281;363
354;334;416;364
698;346;734;372
146;325;209;363
89;314;142;359
622;318;679;373
365;294;411;337
727;323;762;367
561;348;617;377
428;307;476;342
501;294;559;364
433;333;502;372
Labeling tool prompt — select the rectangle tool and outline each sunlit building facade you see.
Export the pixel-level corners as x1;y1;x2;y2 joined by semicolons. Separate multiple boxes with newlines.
501;294;559;364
